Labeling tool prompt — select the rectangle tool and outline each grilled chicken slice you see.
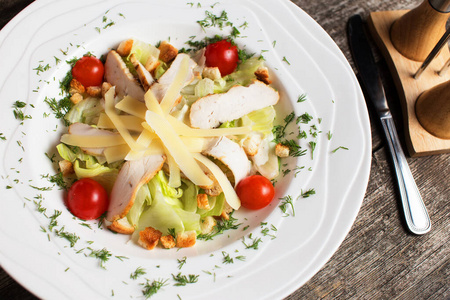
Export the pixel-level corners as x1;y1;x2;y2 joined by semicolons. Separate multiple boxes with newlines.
106;155;166;223
67;122;119;156
202;136;250;186
150;53;197;102
129;53;154;91
104;50;145;101
190;80;279;129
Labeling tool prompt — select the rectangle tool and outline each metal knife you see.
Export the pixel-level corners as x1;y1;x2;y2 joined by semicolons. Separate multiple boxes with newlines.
347;14;431;235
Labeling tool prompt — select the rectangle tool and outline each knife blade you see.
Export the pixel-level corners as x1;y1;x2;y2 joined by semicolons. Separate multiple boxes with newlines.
347;14;431;235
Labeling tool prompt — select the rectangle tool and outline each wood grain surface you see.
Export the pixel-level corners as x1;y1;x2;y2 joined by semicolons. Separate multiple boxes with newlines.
1;0;449;299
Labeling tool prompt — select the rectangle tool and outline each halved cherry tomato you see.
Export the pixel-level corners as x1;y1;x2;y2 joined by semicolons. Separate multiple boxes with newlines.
235;175;275;210
71;56;104;87
204;40;239;76
67;178;108;220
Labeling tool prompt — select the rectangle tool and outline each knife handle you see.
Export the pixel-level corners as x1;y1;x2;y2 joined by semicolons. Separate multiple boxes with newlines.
380;116;431;235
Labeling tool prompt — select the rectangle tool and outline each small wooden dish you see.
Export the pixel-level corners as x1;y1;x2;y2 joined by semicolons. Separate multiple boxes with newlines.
367;10;450;157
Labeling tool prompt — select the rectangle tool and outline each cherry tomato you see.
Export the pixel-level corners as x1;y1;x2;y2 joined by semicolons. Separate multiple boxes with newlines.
67;178;108;220
235;175;275;210
204;40;239;76
71;56;104;87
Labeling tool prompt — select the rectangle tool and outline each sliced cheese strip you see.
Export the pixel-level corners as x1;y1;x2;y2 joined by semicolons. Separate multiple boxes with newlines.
115;95;147;119
145;110;212;187
105;88;144;152
192;153;241;210
144;89;164;115
166;150;181;188
61;133;126;148
166;114;252;137
97;113;144;132
105;141;165;163
159;55;189;114
125;129;156;161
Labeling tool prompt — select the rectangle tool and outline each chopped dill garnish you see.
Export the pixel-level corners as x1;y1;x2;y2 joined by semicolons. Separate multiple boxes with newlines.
279;195;295;216
197;212;241;241
332;146;349;153
130;267;146;280
297;112;313;124
142;279;168;298
177;256;187;269
172;273;199;286
297;94;307;102
88;247;112;269
242;236;262;250
55;227;80;247
309;141;317;159
282;56;290;65
197;10;232;31
301;188;316;198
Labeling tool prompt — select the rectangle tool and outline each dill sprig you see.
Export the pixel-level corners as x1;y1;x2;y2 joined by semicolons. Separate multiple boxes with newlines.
142;279;168;298
171;273;199;286
88;247;112;269
279;195;295;217
130;267;146;280
197;212;241;241
197;10;232;30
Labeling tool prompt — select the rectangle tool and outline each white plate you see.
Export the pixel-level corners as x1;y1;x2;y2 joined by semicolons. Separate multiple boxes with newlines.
0;0;371;299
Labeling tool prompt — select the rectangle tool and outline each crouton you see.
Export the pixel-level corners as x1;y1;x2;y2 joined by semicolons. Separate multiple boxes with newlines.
102;82;112;98
69;78;85;95
70;93;83;105
160;235;176;249
275;143;290;158
241;133;262;156
145;55;160;74
158;41;178;63
108;217;135;234
59;160;73;176
176;231;196;248
86;86;102;97
220;202;233;220
202;66;221;80
255;66;271;84
116;39;134;57
197;194;210;210
200;216;216;234
138;227;162;250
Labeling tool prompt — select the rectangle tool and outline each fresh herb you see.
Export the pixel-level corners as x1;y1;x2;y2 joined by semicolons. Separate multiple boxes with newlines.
177;256;187;269
172;273;199;286
44;96;72;126
327;131;333;140
301;188;316;198
197;212;241;241
88;247;112;269
142;279;168;298
272;112;295;143
130;267;146;280
309;141;316;159
55;227;80;247
297;112;313;124
297;94;307;103
13;101;32;121
222;251;234;264
197;10;232;31
242;236;262;250
332;146;349;153
279;195;295;216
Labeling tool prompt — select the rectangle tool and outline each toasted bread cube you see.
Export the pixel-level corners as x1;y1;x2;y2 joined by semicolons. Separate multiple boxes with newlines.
70;93;83;105
241;133;262;156
86;86;102;97
220;202;233;221
255;66;271;84
197;194;210;210
108;217;135;235
116;39;134;57
69;78;85;95
158;41;178;63
138;227;162;250
145;55;160;74
176;231;196;248
160;235;176;249
200;216;216;234
59;160;74;176
102;82;112;98
275;143;290;158
202;67;221;80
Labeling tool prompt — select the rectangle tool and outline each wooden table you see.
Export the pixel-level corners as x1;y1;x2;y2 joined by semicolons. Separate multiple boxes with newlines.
1;0;449;299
